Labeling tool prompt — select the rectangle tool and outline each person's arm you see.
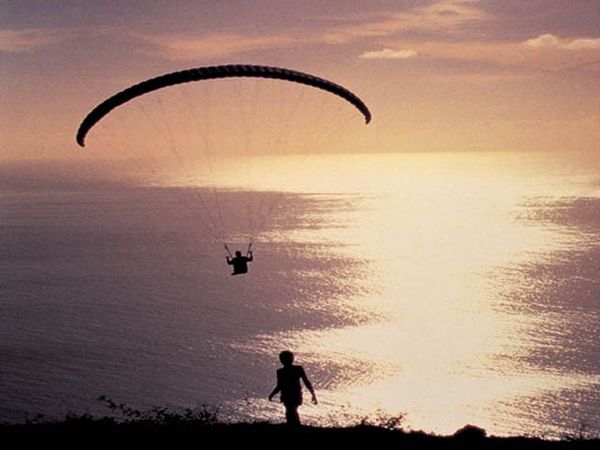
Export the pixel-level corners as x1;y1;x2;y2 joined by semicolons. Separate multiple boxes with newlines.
269;369;282;401
268;385;280;401
226;256;231;264
300;367;317;404
247;251;253;261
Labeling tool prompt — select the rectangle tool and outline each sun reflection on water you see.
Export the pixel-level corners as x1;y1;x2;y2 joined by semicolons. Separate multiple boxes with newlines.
222;152;599;435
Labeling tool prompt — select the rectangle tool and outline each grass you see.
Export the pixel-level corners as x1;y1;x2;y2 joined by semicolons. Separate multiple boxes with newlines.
1;398;598;449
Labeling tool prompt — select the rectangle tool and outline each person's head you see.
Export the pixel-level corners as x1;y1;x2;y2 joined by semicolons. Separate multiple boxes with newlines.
279;350;294;366
235;251;242;257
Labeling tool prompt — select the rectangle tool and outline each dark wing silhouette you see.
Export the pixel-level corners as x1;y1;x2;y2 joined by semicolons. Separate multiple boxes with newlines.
76;64;371;147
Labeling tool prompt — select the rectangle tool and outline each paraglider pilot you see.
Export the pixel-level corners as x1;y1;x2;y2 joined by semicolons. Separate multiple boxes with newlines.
226;247;253;275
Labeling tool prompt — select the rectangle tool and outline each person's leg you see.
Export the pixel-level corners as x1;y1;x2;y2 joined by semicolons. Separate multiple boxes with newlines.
285;404;301;426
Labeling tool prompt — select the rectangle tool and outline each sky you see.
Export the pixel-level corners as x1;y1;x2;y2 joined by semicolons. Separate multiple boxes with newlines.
1;0;599;161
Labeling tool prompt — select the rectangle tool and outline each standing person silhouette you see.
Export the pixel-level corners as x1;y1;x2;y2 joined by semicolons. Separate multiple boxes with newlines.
226;249;253;275
268;350;317;426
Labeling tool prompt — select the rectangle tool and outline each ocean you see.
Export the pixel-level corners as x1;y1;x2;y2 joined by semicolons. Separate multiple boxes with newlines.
1;152;599;438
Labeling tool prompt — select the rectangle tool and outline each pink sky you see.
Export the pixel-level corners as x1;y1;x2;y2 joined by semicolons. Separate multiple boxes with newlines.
1;0;599;160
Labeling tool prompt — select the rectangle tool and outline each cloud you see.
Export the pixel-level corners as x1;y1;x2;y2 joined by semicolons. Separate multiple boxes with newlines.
372;36;600;74
359;48;417;60
525;33;560;49
133;1;489;60
322;0;488;44
132;31;300;60
563;38;600;50
126;2;597;72
525;33;600;50
0;28;70;52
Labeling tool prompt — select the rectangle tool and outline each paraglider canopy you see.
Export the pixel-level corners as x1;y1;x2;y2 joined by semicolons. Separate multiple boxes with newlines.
74;64;372;261
76;64;371;147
